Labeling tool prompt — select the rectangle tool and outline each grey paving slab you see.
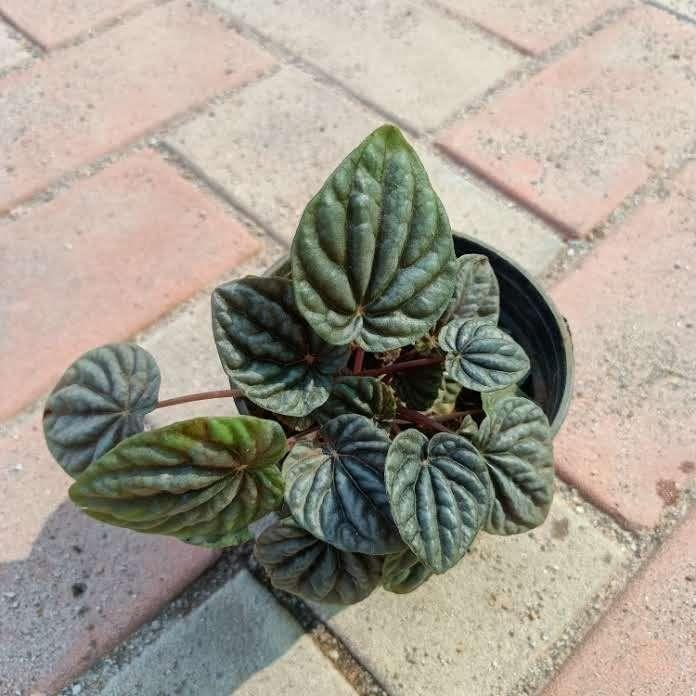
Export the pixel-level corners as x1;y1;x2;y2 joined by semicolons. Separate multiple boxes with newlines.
311;496;628;696
169;67;562;275
212;0;521;131
0;21;30;71
100;570;357;696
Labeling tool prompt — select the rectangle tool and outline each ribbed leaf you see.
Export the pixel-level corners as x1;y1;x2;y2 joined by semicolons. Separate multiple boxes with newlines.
255;517;382;604
314;376;396;424
430;374;462;416
382;548;433;594
283;414;403;554
385;430;491;573
43;343;161;477
475;396;554;535
69;416;286;548
212;276;350;417
441;254;499;325
481;384;524;414
292;124;456;351
439;318;530;392
394;359;444;410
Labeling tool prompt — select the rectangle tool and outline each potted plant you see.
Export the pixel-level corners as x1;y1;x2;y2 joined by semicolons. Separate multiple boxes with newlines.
43;125;573;604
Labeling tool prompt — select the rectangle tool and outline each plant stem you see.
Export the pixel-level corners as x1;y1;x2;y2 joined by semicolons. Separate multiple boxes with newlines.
396;407;452;433
354;355;444;378
352;347;365;374
430;409;482;422
155;388;242;410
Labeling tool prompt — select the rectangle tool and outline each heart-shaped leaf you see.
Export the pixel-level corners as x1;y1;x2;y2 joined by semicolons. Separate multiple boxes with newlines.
430;374;462;416
481;383;524;414
475;396;554;535
382;547;432;594
291;124;457;351
43;343;161;477
385;430;491;573
394;359;444;411
439;318;530;393
212;276;350;417
255;517;382;604
440;254;499;325
314;376;396;424
69;416;287;547
283;414;403;554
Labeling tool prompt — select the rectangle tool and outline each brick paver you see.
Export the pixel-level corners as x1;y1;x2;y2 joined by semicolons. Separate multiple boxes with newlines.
213;0;521;132
311;497;627;696
543;508;696;695
553;161;696;529
0;0;150;49
0;410;219;695
436;0;625;55
0;0;274;213
438;5;696;237
169;67;562;274
0;19;29;70
0;150;261;420
99;570;357;695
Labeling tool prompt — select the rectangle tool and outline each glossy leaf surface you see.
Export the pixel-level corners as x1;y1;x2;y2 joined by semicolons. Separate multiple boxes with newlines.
475;396;554;535
212;276;349;416
314;376;396;424
69;416;286;547
439;318;530;392
255;517;382;604
43;343;160;477
385;429;491;573
382;547;433;594
292;125;456;351
430;374;462;416
441;254;499;325
283;414;403;554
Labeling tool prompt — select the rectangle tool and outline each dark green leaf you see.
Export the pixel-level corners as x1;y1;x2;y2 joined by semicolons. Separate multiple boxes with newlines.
255;517;382;604
382;548;433;594
475;396;554;535
394;359;444;410
283;414;403;554
430;374;462;416
385;430;491;573
314;376;396;424
481;383;524;414
212;276;350;417
439;318;530;392
291;124;457;351
43;343;161;477
69;416;286;547
440;254;499;325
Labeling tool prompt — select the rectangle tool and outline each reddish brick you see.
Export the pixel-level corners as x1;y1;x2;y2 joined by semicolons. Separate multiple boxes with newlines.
437;0;624;55
552;161;696;529
0;0;274;212
437;6;696;237
0;0;150;49
543;508;696;696
0;412;219;695
0;150;261;420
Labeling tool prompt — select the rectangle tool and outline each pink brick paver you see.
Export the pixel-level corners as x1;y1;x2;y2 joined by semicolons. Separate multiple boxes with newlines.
0;150;261;420
437;5;696;237
543;508;696;695
0;413;219;695
436;0;625;55
552;161;696;529
0;0;274;213
0;0;150;49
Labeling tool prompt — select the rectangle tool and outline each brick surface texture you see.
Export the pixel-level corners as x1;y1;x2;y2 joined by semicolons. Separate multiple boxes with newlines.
436;0;625;55
438;5;696;236
0;0;274;212
543;509;696;696
0;150;261;420
0;0;150;48
553;161;696;529
213;0;521;131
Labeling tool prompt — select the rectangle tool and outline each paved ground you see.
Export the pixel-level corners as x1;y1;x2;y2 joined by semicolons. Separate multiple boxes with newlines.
1;1;694;694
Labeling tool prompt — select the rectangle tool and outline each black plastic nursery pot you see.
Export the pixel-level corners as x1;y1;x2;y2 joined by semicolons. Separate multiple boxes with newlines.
256;233;574;436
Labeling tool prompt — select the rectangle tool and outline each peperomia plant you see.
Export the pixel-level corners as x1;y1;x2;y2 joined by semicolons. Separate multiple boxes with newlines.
43;125;555;604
